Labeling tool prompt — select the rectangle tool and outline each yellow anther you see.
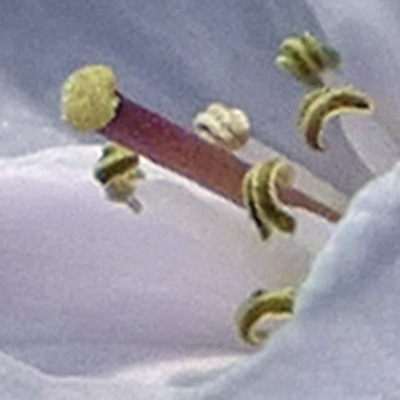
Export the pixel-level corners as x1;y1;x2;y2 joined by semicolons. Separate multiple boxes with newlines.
94;143;144;212
61;64;120;131
235;287;295;346
193;102;250;152
242;159;296;240
275;31;340;87
298;86;374;151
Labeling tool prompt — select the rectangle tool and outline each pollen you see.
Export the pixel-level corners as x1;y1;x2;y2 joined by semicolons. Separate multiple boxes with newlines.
298;86;374;151
242;159;296;240
61;64;120;131
235;287;295;346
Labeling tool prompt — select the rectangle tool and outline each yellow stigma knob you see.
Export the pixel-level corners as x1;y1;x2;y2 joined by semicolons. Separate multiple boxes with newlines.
61;64;120;131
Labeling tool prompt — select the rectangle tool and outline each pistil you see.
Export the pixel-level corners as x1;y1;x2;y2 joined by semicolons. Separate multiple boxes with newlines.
62;64;341;223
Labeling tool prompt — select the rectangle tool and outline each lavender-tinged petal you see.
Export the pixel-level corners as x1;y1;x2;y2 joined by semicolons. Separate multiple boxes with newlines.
194;156;400;400
2;150;398;398
0;351;180;400
339;114;400;176
0;145;324;377
307;0;400;158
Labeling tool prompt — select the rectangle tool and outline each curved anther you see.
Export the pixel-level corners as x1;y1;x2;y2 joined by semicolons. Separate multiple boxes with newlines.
193;102;250;152
298;86;374;151
275;31;340;87
235;287;296;346
242;159;296;240
94;143;144;212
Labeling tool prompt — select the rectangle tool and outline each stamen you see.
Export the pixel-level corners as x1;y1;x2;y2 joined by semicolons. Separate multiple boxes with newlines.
300;32;340;70
275;32;340;87
298;86;374;151
192;102;250;152
235;287;295;346
242;159;296;240
61;64;342;223
94;143;144;212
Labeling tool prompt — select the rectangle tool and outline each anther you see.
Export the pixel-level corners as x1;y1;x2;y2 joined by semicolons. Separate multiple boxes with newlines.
235;286;295;346
242;159;296;240
298;86;374;151
94;143;144;212
193;102;250;152
275;32;340;87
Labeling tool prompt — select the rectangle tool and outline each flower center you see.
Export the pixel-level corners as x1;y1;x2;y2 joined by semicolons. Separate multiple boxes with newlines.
60;31;375;348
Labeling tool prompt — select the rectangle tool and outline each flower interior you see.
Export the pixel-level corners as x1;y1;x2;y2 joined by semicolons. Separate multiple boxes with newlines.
61;32;375;347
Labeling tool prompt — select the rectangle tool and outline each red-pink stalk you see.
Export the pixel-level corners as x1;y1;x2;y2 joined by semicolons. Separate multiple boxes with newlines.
101;93;341;223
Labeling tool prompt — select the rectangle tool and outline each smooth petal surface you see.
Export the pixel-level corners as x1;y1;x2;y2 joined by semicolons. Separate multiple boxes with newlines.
2;147;400;399
0;351;180;400
0;0;372;194
308;0;400;173
193;157;400;399
0;145;323;383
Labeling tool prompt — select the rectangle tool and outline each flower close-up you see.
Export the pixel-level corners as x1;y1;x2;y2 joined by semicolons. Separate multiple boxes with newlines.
1;1;400;399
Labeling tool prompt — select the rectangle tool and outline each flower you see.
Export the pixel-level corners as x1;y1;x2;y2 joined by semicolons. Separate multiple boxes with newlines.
1;1;400;399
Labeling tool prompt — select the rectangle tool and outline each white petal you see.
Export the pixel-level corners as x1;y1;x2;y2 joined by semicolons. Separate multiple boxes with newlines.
194;154;400;399
2;149;399;400
0;145;326;380
308;0;400;161
0;351;179;400
339;114;400;176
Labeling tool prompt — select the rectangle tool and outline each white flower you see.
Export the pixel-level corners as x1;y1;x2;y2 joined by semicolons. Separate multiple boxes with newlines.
1;1;399;399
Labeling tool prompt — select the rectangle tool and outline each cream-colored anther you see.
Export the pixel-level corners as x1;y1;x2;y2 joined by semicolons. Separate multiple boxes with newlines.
235;287;295;346
242;159;296;240
61;64;120;131
275;32;340;87
193;102;250;152
94;143;144;213
298;86;374;151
